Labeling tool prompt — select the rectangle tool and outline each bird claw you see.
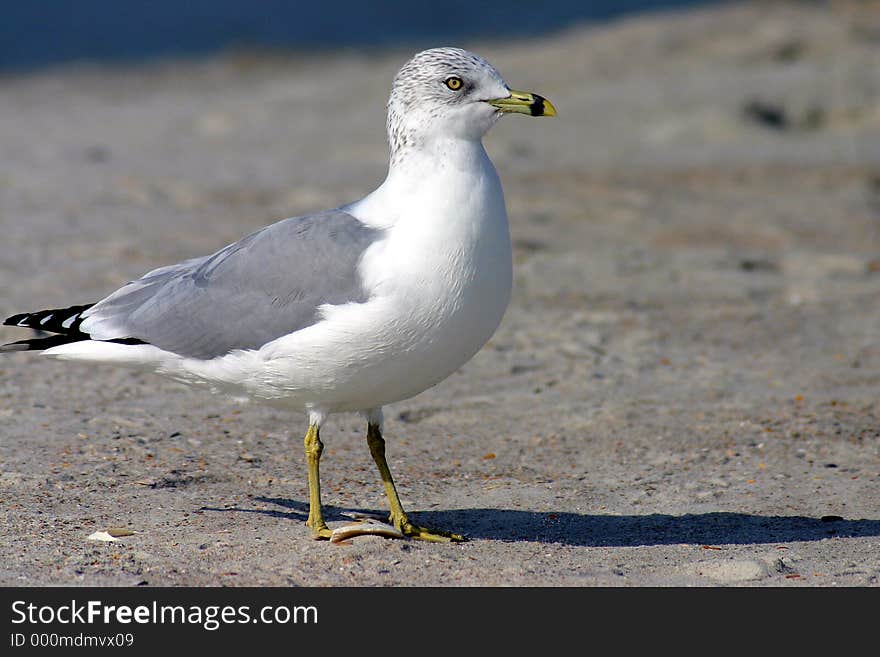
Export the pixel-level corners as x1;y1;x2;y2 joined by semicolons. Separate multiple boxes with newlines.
316;516;467;543
392;515;467;543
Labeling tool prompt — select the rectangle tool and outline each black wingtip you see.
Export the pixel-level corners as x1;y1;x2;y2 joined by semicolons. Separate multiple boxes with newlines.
0;334;85;352
3;304;94;334
3;312;29;327
0;334;148;353
0;342;30;353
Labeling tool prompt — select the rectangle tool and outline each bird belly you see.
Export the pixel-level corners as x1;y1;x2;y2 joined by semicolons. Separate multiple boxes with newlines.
45;146;514;415
42;224;512;415
248;180;513;412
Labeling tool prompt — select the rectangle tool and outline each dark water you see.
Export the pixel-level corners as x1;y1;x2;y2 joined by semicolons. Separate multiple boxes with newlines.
0;0;720;72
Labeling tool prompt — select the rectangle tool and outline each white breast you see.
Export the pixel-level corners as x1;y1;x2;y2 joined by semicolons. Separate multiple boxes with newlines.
251;141;513;411
127;140;513;414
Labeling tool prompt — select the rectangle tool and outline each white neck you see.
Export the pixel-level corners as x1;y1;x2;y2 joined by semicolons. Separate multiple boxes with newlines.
390;135;489;179
348;136;498;229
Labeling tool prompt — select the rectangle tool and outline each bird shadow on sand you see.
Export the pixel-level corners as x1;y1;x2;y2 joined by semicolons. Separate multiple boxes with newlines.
198;496;880;547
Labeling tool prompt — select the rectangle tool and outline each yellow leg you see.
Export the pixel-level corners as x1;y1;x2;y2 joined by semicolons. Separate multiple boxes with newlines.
366;423;465;542
304;424;332;540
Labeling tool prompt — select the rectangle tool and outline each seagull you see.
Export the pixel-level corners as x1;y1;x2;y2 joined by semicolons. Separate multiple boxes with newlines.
1;47;555;542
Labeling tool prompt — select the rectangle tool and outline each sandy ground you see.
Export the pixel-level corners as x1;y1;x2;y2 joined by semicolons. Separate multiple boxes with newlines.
1;1;879;586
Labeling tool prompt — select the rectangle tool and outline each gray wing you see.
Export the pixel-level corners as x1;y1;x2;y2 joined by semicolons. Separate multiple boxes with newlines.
81;210;384;359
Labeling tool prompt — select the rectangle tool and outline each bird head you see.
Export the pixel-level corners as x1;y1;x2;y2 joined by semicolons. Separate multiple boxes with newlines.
386;47;555;160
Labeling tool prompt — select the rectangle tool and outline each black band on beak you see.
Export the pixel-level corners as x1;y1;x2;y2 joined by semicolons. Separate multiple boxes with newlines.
529;95;549;117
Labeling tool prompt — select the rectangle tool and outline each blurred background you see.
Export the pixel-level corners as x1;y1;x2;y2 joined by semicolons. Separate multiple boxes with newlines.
1;0;719;72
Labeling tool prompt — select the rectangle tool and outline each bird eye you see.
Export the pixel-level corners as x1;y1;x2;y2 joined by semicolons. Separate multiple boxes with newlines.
444;76;463;91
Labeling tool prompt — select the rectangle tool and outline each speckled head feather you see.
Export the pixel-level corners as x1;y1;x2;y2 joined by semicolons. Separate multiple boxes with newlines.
386;47;510;164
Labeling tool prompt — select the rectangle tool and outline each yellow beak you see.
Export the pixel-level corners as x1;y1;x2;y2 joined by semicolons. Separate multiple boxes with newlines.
488;89;557;117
